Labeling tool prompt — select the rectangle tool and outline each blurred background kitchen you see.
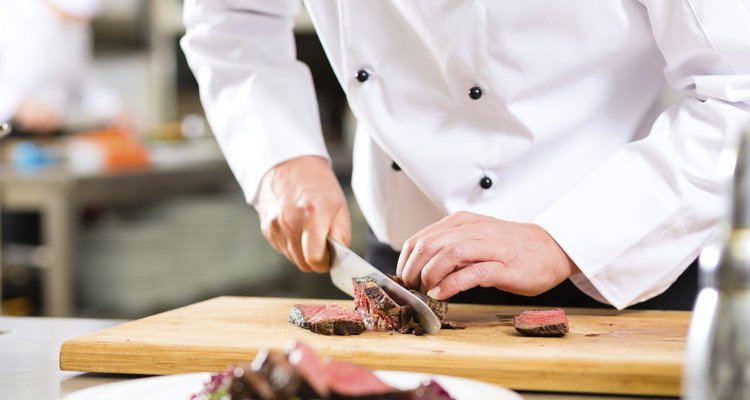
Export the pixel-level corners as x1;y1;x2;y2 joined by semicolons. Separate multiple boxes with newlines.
0;0;362;318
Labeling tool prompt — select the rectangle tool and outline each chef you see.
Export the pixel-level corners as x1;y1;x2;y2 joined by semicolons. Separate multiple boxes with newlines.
0;0;127;136
182;1;750;310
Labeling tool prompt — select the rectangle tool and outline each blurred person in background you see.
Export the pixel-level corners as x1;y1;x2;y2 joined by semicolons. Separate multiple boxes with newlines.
0;0;131;252
0;0;130;138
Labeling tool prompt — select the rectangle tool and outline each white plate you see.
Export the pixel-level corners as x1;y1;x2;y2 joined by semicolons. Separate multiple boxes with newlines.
62;370;522;400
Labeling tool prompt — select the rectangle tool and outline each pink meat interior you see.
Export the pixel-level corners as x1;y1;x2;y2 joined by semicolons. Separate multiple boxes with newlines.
294;303;363;324
516;308;568;326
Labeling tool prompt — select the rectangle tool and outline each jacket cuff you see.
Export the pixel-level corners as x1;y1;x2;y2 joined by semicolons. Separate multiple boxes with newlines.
534;152;681;310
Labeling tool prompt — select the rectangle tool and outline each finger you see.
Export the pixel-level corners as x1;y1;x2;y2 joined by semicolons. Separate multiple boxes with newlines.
418;227;513;291
260;217;284;252
286;239;312;272
399;235;443;290
301;205;332;273
419;243;466;292
400;219;485;290
301;198;351;273
271;222;312;273
301;227;329;273
278;207;313;272
396;211;479;278
427;262;503;300
328;205;352;247
260;215;285;253
324;206;352;271
395;241;411;278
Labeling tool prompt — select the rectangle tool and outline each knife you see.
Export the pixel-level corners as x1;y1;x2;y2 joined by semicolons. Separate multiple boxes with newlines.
328;238;442;334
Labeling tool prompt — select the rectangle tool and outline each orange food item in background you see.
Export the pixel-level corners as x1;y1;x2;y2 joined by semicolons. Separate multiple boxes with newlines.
71;129;149;171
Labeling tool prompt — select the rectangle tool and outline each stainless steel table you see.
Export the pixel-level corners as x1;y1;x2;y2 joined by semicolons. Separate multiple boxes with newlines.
0;317;676;400
0;159;235;316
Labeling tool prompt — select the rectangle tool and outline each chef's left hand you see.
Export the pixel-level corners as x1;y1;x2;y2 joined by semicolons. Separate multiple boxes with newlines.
396;211;580;300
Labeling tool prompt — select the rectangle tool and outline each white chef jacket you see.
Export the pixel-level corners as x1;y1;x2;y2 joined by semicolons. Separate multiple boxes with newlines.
181;0;750;309
0;0;120;127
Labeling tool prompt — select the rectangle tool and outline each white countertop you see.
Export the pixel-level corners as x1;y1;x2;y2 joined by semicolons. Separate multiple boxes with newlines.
0;316;674;399
0;317;124;399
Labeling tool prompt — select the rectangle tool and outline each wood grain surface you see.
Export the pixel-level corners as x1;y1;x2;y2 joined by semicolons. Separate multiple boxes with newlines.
59;296;689;396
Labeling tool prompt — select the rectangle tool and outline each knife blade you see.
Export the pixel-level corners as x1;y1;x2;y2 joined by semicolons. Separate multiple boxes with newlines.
328;238;441;334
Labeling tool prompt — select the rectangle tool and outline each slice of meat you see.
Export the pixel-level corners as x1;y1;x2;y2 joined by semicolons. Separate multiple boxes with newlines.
226;365;276;400
328;376;456;400
192;363;278;400
251;348;318;399
353;277;424;335
327;363;456;400
326;359;399;397
440;320;466;330
289;303;366;336
194;340;457;400
287;341;330;398
411;379;456;400
513;308;569;337
408;288;449;322
389;275;449;321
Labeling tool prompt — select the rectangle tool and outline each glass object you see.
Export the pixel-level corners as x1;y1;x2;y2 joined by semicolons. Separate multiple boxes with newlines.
683;129;750;399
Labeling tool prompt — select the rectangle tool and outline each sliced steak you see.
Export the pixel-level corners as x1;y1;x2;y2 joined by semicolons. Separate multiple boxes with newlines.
326;360;399;397
440;320;467;330
326;361;455;400
193;341;456;400
513;308;569;337
329;377;455;400
226;365;276;400
252;348;318;399
193;363;279;400
389;275;449;321
289;303;366;336
287;341;330;398
353;277;424;335
411;380;456;400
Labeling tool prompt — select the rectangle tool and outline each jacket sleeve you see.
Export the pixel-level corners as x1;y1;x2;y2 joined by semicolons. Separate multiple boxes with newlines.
180;0;329;204
534;0;750;309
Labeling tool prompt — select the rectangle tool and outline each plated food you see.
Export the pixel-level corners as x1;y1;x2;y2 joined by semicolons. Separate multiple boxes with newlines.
190;341;456;400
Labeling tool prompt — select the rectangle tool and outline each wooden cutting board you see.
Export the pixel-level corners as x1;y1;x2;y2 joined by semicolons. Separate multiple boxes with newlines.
60;296;689;396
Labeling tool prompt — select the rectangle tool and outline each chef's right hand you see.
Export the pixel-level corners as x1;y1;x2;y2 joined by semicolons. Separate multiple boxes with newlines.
256;155;351;273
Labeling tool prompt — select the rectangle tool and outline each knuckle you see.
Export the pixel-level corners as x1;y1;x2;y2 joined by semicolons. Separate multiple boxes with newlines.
420;266;439;290
444;274;463;292
302;200;317;215
444;243;461;261
413;238;431;255
278;211;296;233
470;263;488;282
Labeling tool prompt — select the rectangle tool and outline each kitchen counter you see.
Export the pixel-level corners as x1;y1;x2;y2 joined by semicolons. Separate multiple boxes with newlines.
0;316;676;399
